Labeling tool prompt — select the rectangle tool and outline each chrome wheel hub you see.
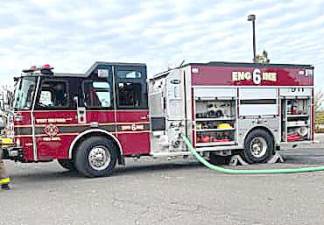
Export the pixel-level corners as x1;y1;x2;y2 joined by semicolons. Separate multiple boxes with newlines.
250;137;267;158
88;146;111;170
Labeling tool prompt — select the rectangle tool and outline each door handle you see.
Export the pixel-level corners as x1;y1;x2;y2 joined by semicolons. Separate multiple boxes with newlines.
14;113;23;122
77;107;87;124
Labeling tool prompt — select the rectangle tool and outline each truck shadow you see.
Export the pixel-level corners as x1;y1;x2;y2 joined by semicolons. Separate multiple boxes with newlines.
11;161;202;183
10;153;324;184
114;161;202;176
281;154;324;165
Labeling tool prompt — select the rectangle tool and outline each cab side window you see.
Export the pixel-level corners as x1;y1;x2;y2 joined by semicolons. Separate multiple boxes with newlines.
37;81;68;108
116;69;147;109
83;81;112;108
117;82;142;107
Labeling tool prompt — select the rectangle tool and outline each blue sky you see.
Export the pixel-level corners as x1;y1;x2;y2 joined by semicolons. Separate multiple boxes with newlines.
1;0;324;89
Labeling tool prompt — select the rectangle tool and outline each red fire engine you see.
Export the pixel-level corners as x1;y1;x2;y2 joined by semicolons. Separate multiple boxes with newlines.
3;61;314;177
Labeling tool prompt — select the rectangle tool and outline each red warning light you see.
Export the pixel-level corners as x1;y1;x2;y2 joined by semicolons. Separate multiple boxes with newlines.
30;65;37;71
23;65;38;73
23;64;54;74
42;64;53;69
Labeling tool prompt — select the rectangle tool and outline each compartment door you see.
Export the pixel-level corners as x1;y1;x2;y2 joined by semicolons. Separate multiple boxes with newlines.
239;88;278;117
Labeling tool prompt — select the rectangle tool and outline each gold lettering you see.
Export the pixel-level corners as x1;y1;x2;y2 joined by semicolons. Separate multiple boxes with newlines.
136;125;144;130
42;137;61;142
232;72;252;81
121;125;131;131
262;72;277;81
232;72;238;81
36;119;47;124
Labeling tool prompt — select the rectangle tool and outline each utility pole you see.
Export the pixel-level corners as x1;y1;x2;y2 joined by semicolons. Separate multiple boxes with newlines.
247;14;256;63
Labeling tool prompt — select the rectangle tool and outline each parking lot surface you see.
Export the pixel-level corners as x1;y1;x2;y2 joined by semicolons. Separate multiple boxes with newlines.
1;144;324;225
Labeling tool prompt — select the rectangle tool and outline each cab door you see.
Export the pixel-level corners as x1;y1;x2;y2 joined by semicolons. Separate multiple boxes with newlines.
114;64;150;155
33;78;79;161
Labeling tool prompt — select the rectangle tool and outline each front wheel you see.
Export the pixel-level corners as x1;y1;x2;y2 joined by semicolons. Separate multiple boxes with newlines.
74;137;118;177
241;129;274;164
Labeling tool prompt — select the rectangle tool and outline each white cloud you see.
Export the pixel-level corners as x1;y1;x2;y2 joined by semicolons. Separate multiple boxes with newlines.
0;0;323;90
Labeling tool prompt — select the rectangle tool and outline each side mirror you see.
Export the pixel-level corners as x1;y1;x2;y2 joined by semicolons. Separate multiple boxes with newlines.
0;100;4;111
73;96;79;108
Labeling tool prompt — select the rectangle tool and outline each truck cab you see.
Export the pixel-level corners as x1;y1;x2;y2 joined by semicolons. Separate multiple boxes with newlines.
7;62;150;176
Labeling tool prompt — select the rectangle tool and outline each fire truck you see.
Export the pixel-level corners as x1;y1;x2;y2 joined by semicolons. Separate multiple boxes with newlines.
3;61;314;177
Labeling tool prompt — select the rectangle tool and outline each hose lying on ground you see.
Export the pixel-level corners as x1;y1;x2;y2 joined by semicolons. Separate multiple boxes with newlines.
181;134;324;174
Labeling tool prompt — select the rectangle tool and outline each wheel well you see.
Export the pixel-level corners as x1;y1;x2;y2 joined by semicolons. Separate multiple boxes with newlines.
71;132;124;165
244;126;275;145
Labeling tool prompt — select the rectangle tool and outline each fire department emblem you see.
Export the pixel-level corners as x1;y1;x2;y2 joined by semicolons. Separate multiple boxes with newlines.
44;124;59;137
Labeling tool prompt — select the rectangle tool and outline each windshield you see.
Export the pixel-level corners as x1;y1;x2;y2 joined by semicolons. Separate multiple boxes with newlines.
13;76;37;110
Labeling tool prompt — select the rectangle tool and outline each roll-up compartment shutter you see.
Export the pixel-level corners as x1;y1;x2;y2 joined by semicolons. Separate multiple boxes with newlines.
239;88;278;116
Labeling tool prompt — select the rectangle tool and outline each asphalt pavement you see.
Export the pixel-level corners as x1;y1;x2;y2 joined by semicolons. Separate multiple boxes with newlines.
1;139;324;225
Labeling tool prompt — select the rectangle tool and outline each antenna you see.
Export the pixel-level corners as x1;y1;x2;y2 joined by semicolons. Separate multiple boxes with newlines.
179;60;185;67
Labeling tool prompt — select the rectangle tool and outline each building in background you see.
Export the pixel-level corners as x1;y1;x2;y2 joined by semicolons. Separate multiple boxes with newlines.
0;85;14;131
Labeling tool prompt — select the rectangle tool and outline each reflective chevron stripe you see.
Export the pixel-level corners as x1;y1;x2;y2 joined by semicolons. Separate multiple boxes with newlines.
15;123;151;136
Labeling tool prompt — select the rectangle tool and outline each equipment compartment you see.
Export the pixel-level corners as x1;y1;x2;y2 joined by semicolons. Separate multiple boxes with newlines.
281;98;311;142
194;99;237;147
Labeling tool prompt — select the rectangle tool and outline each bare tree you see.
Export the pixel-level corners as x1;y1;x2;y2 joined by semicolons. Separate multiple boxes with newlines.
0;85;14;111
255;50;270;64
315;89;324;112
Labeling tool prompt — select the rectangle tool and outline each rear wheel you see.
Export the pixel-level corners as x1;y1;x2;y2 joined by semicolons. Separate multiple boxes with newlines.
74;136;117;177
241;129;274;164
58;159;75;171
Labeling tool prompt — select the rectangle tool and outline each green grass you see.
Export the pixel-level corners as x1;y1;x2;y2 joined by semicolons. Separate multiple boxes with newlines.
315;111;324;133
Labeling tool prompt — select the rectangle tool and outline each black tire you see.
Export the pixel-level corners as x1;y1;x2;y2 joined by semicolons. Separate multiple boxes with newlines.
74;136;118;178
209;154;231;165
58;159;75;171
241;129;274;164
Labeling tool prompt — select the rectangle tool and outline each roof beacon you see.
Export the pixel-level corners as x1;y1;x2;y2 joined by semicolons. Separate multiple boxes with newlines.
40;64;54;75
22;64;54;75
